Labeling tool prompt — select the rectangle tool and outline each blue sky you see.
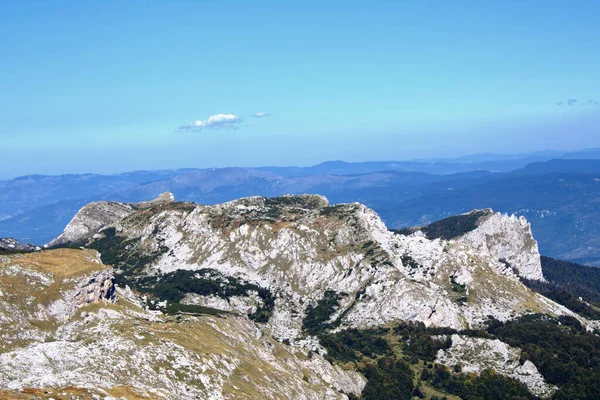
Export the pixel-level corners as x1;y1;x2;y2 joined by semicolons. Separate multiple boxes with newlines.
1;0;599;177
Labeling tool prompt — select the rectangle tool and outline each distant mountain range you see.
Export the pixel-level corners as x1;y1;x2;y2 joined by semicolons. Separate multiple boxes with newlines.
1;150;600;265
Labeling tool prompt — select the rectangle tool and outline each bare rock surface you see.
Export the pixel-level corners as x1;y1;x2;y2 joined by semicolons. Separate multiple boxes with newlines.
436;334;557;398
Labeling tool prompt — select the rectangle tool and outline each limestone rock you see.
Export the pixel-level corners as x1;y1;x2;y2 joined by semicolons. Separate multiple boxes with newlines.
436;334;556;398
46;201;134;247
459;211;544;281
135;191;175;209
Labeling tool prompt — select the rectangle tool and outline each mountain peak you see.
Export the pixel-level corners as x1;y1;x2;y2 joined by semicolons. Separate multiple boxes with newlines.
134;191;175;208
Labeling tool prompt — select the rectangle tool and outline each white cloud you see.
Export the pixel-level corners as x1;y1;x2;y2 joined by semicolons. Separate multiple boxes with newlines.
252;112;271;118
178;114;241;131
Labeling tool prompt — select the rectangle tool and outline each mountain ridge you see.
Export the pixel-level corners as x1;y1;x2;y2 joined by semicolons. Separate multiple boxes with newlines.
2;193;598;399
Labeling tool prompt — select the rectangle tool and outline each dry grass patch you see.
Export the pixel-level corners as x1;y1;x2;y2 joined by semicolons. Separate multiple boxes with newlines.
7;248;106;278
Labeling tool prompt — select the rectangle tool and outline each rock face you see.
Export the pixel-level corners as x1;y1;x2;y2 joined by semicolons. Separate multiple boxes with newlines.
436;334;556;398
46;201;134;247
459;211;544;281
46;267;117;320
46;192;176;248
0;249;364;399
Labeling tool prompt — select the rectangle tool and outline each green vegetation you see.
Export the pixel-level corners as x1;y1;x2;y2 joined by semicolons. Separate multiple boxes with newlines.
400;254;423;270
320;328;391;363
417;210;490;241
86;227;169;287
319;327;415;399
488;314;600;399
361;357;415;400
391;210;490;241
302;290;346;336
390;227;416;236
0;249;32;255
393;322;451;362
428;367;533;400
521;256;600;320
449;275;466;294
540;256;600;302
87;228;275;321
137;269;275;321
319;204;356;219
264;195;325;210
523;280;600;320
319;321;535;400
318;313;600;399
163;302;225;316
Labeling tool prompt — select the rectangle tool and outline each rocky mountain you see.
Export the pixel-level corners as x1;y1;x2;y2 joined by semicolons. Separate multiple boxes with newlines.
5;193;594;397
4;193;600;398
49;193;564;333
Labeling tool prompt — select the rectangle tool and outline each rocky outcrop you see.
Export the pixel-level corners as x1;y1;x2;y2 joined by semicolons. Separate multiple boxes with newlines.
46;201;134;247
0;249;117;350
46;192;176;248
134;191;175;209
0;238;39;253
181;292;265;314
46;267;117;320
436;334;556;398
459;211;544;281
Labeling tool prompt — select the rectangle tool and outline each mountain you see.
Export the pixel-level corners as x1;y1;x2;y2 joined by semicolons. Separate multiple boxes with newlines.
4;194;600;398
1;157;600;266
0;169;490;245
259;148;600;177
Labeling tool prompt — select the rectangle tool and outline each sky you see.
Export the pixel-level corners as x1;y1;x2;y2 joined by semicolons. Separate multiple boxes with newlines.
1;0;599;178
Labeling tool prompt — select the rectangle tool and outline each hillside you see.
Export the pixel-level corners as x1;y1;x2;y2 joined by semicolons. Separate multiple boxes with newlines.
0;249;364;399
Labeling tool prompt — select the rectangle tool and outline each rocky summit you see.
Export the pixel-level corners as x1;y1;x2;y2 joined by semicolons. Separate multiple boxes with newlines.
0;193;596;399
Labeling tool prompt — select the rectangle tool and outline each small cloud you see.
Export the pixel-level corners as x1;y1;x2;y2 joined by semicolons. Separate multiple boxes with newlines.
556;98;599;108
252;112;271;118
177;114;241;132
